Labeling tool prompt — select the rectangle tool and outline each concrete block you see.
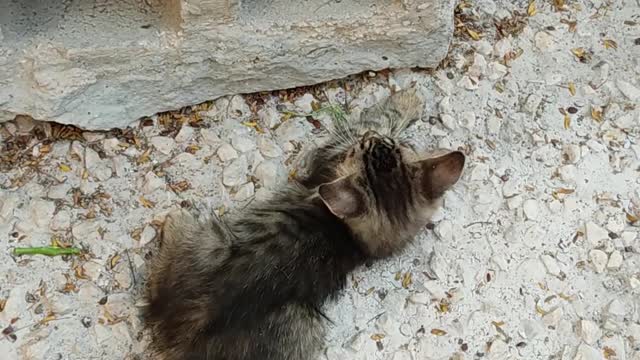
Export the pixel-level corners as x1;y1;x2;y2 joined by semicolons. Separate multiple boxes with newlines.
0;0;455;129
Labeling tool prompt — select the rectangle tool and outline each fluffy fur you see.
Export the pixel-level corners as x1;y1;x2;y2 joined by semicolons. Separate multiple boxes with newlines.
144;88;465;360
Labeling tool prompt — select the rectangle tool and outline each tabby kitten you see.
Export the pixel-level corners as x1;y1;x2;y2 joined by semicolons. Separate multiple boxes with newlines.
144;89;465;360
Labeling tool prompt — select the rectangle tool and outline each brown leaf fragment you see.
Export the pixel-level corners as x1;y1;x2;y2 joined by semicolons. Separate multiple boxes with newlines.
59;164;72;172
570;47;592;63
74;265;89;280
169;180;191;193
139;196;155;209
560;19;577;32
185;144;200;154
591;107;603;122
431;329;447;336
603;39;618;49
137;149;151;165
467;28;481;40
552;0;565;11
603;346;616;359
370;333;385;341
0;299;6;312
130;228;142;241
568;82;576;96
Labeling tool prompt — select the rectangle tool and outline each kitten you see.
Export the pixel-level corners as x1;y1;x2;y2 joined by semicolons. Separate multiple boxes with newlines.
144;89;465;360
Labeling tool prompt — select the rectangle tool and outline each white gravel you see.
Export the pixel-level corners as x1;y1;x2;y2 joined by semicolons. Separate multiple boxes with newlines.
1;0;640;359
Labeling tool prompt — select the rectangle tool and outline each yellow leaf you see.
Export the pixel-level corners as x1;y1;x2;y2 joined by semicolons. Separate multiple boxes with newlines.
401;272;412;289
591;107;603;122
563;113;571;129
527;1;537;16
370;333;385;341
568;82;576;96
571;48;585;58
431;329;447;336
626;212;639;224
467;28;481;40
59;164;72;172
139;196;155;209
109;254;121;269
603;39;618;49
82;169;89;180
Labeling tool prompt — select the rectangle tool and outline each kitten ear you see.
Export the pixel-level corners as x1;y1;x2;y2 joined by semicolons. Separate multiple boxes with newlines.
318;176;366;219
414;151;465;199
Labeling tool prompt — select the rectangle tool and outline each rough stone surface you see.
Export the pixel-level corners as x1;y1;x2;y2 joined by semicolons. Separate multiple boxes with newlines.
0;0;456;130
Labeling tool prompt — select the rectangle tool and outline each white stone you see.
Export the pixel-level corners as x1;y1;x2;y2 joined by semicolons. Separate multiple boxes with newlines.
487;62;508;81
606;250;623;270
85;147;112;181
543;307;564;327
259;107;281;129
540;255;561;276
467;53;487;79
617;80;640;101
83;262;103;282
142;172;165;194
50;210;71;231
440;114;456;130
257;137;284;158
523;199;539;220
234;182;255;202
558;165;577;184
573;343;601;360
457;75;478;90
254;161;286;190
577;320;602;345
523;94;542;114
150;136;176;155
438;96;451;114
201;128;221;147
519;319;545;340
47;183;71;200
589;249;608;273
294;94;316;113
474;40;493;56
459;111;476;130
494;38;512;58
275;119;306;145
175;126;195;143
423;280;447;299
102;138;121;156
408;292;430;305
344;331;367;352
562;145;581;164
30;199;55;229
138;225;156;247
223;156;249;187
584;222;609;246
534;32;555;51
217;143;239;162
231;135;256;153
435;220;454;242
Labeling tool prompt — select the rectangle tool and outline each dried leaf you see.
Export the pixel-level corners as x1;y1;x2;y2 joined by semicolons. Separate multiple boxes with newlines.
467;28;481;40
571;47;585;58
311;101;321;112
139;196;155;209
552;0;565;11
591;107;603;122
288;169;298;182
438;300;450;313
242;121;265;133
40;312;56;324
59;164;72;172
401;272;412;289
568;82;576;96
131;228;142;241
74;265;89;280
560;19;577;32
603;39;618;49
603;346;616;359
185;145;200;154
430;329;447;336
137;149;151;165
370;333;385;341
169;180;190;193
527;1;537;16
109;254;121;269
0;299;6;312
626;212;639;224
563;113;571;129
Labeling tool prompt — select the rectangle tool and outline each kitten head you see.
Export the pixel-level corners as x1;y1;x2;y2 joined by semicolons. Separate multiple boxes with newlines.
317;130;464;257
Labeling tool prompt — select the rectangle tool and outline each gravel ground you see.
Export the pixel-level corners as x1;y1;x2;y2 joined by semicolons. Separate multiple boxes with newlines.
1;0;640;359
